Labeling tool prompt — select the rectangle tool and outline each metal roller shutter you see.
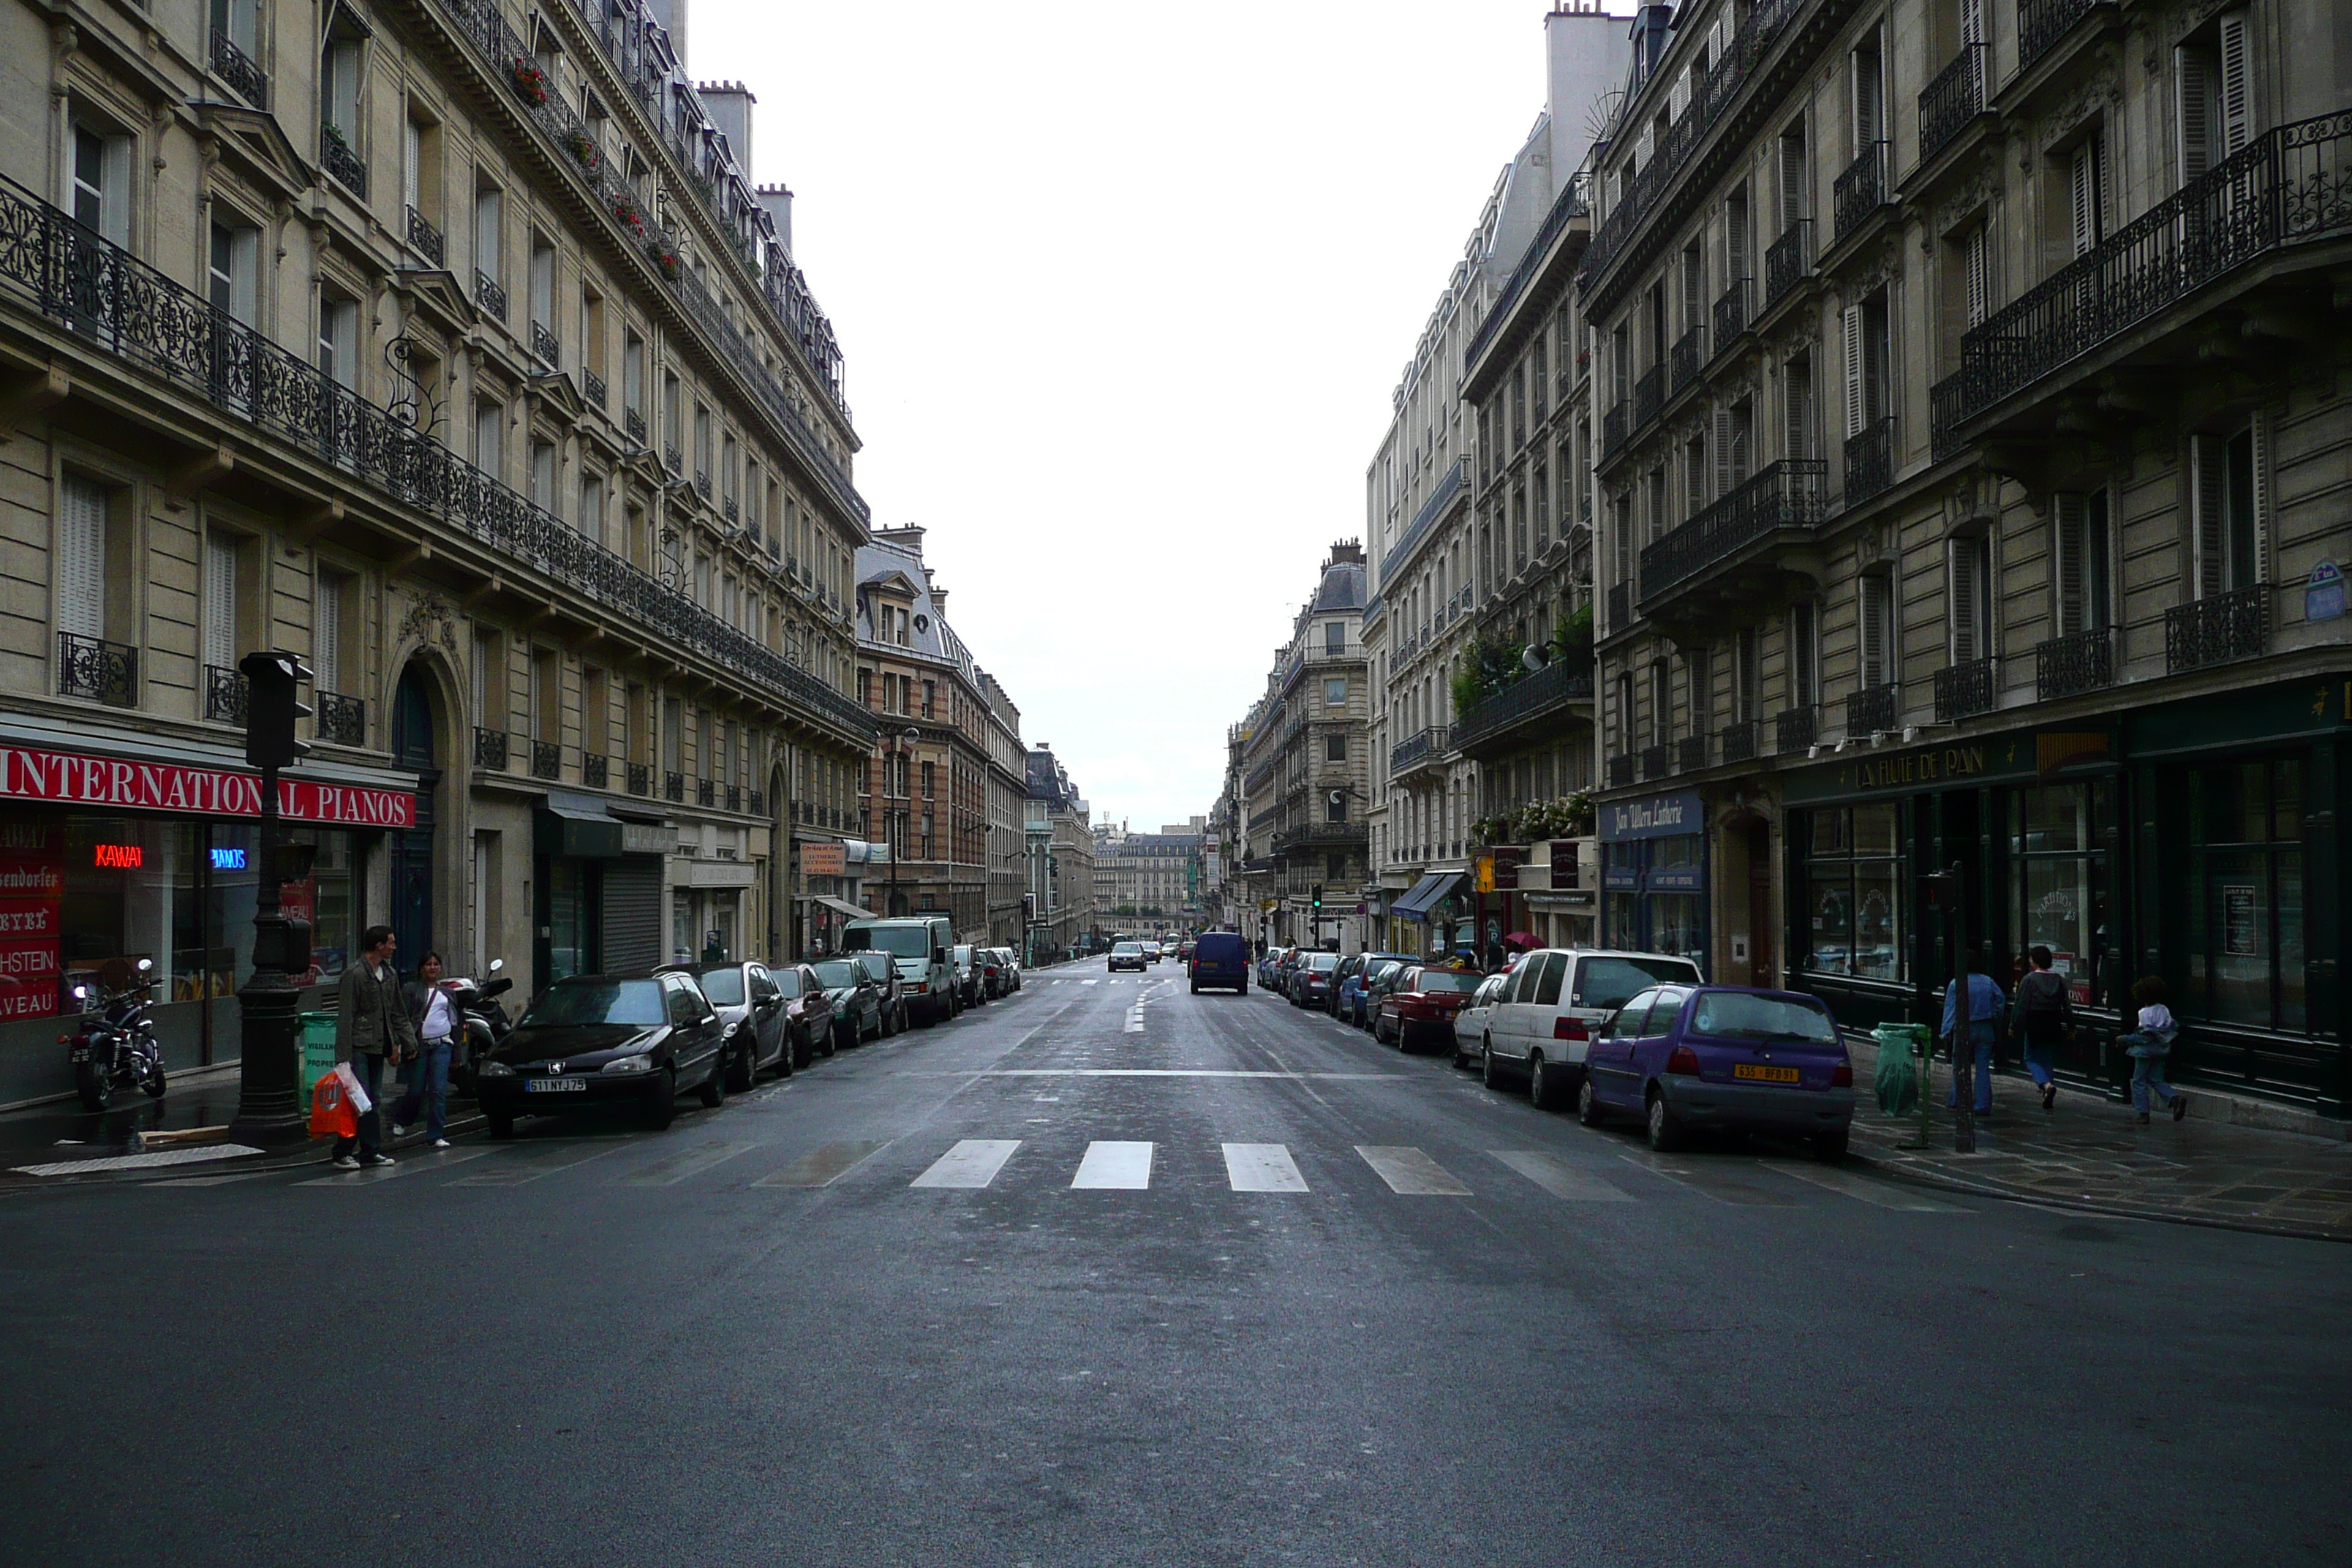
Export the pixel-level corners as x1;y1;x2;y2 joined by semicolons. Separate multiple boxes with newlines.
603;854;662;972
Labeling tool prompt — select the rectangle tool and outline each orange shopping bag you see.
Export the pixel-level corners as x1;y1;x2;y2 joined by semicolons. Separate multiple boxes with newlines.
309;1068;358;1140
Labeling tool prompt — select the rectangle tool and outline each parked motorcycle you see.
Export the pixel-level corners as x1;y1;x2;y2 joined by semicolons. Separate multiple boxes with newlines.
441;959;515;1093
61;957;166;1112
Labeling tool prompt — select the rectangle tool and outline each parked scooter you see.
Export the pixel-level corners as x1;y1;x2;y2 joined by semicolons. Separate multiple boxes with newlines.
61;957;166;1112
441;959;515;1093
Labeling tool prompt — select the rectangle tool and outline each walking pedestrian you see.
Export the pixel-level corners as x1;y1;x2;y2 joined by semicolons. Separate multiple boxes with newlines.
1940;948;2005;1117
2014;944;2071;1112
333;925;417;1169
392;952;456;1149
2120;976;2187;1126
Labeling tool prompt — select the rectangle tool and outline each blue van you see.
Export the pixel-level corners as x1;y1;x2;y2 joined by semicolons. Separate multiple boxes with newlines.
1188;932;1250;995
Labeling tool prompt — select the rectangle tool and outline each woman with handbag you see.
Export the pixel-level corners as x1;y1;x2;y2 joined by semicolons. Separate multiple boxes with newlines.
2013;945;2070;1112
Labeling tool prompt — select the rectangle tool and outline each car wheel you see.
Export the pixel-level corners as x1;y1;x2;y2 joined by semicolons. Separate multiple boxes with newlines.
698;1059;727;1108
1577;1074;1605;1127
1482;1046;1502;1091
792;1027;814;1069
486;1108;516;1139
1813;1128;1850;1163
641;1069;676;1131
1646;1090;1686;1153
818;1020;839;1058
725;1033;756;1093
775;1037;794;1079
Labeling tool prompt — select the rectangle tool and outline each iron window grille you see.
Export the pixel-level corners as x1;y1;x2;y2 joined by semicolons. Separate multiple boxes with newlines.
56;632;136;706
204;663;249;723
1932;657;1998;722
473;727;509;769
316;690;366;746
2035;626;2115;701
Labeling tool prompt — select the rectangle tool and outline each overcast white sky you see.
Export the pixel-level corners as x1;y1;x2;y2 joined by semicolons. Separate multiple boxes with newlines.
693;1;1608;832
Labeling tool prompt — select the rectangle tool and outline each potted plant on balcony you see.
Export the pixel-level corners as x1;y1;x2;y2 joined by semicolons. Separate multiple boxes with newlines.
321;120;350;152
651;245;681;281
562;127;600;170
511;57;550;106
611;195;646;235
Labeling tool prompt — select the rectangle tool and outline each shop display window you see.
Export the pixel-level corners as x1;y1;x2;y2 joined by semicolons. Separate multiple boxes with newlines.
1801;803;1906;981
59;815;202;1006
2009;782;2114;1009
2187;758;2305;1033
281;828;357;984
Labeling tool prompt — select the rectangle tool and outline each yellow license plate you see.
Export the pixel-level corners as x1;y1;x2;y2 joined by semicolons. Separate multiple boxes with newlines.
1734;1063;1801;1083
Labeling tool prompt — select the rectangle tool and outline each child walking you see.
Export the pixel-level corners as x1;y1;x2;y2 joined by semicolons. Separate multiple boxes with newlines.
2120;976;2187;1126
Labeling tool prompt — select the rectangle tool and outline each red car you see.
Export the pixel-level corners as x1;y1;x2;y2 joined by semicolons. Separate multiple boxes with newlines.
1373;966;1485;1052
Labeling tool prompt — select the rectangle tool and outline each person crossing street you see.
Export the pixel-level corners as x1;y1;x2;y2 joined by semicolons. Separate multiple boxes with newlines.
393;952;456;1149
332;926;417;1169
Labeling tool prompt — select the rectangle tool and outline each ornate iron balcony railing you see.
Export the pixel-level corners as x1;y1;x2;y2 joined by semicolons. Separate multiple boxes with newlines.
580;753;608;789
475;270;507;323
2019;0;2111;76
2035;626;2115;701
1948;110;2352;432
747;788;766;817
405;205;445;267
725;783;742;813
1677;736;1710;772
1775;706;1817;754
665;770;685;802
1833;142;1891;245
316;690;366;746
1669;325;1705;395
1632;363;1665;430
1465;174;1590;369
1919;45;1989;164
56;632;135;706
1763;221;1812;310
694;469;712;502
1606;754;1637;788
1846;683;1900;736
204;663;249;724
583;371;606;407
530;320;560;366
663;443;682;478
1844;417;1895;506
1389;726;1451;774
210;31;269;108
1711;278;1750;356
696;778;716;807
1639;459;1828;603
1718;718;1760;765
1932;656;1998;722
0;183;878;746
474;728;509;770
532;739;562;780
320;128;366;196
1601;399;1630;459
1640;744;1673;781
1379;457;1466;581
1455;655;1597;750
2166;585;2269;674
1607;579;1631;633
627;761;651;796
625;407;646;442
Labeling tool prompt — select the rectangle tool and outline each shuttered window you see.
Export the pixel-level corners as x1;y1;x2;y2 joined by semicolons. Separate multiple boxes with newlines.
1858;571;1893;689
2179;48;2216;184
1784;357;1812;459
56;474;105;639
2052;491;2116;635
2218;12;2250;157
1790;600;1819;709
2070;133;2108;257
203;532;237;671
1842;305;1866;438
314;574;341;696
1948;535;1991;663
403;117;422;214
1778;125;1806;230
2192;426;2266;596
1964;224;1989;328
1959;0;1985;45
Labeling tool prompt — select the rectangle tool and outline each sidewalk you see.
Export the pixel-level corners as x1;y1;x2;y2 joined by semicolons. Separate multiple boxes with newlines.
1844;1033;2352;1243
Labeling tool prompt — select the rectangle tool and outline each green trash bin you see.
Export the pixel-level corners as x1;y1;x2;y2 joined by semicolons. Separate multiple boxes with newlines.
298;1011;339;1105
1872;1022;1930;1116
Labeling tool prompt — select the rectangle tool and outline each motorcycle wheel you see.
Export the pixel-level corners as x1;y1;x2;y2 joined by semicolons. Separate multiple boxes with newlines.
73;1061;109;1113
141;1057;167;1099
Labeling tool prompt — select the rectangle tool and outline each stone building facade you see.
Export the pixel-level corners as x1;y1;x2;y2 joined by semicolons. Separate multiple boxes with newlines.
1022;744;1091;962
0;0;879;1105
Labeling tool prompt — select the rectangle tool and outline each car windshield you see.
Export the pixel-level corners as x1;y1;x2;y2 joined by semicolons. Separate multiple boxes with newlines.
853;927;934;959
1303;953;1338;973
1415;971;1482;995
813;961;863;989
1112;943;1142;955
521;980;666;1028
854;953;892;980
771;970;804;998
1689;992;1841;1044
1573;956;1705;1009
954;946;975;962
693;968;744;1006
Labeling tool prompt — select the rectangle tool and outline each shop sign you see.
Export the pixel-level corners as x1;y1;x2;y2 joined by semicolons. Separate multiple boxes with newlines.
2307;560;2345;623
1599;791;1703;842
2223;886;2260;956
1784;735;2039;803
1474;848;1522;892
0;819;62;1019
801;842;846;877
0;745;414;828
1648;865;1704;892
621;823;670;855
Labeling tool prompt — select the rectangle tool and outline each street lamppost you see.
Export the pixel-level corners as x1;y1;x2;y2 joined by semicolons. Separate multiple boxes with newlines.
886;725;919;916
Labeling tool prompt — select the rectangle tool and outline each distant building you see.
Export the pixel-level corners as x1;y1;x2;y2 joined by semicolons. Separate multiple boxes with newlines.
1023;745;1093;961
1090;823;1205;936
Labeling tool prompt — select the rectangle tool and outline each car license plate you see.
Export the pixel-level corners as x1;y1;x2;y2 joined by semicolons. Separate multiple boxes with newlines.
526;1077;587;1093
1734;1063;1801;1083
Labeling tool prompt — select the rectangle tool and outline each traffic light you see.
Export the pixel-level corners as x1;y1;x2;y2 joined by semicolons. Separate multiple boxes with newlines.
1311;884;1322;911
239;650;314;770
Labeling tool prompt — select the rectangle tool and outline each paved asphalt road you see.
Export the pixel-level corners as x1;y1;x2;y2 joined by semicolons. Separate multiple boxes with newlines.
4;963;2349;1567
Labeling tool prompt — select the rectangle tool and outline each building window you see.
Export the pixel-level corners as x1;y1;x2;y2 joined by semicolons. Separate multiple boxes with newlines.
1325;620;1344;654
203;531;238;678
2185;757;2304;1032
1648;660;1671;746
56;474;107;641
2011;782;2116;1010
317;294;360;389
1799;803;1906;981
208;218;259;324
70;119;132;245
530;440;556;513
475;402;504;475
1947;533;1991;663
2052;492;2114;633
1324;733;1346;764
2191;426;2266;595
2176;13;2252;188
1841;293;1888;437
1789;600;1820;710
1324;677;1346;706
1858;569;1896;690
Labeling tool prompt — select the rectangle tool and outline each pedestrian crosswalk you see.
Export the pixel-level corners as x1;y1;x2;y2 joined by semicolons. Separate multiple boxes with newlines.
279;1131;1969;1212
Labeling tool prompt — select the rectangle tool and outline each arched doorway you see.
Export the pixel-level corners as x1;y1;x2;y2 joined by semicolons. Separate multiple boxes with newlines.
390;663;441;969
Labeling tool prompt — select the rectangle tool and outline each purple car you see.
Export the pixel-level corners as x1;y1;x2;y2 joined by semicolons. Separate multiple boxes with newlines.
1576;984;1855;1161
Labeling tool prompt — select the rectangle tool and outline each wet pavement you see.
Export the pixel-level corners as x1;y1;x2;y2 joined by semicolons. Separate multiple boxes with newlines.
0;1064;249;1171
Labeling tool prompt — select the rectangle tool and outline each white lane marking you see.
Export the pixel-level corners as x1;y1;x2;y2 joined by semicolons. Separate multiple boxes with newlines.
1488;1149;1636;1202
911;1139;1022;1189
1082;979;1100;987
297;1149;492;1186
1071;1141;1154;1190
1760;1159;1970;1211
610;1140;760;1187
1356;1145;1472;1196
453;1142;626;1186
1222;1142;1308;1192
14;1143;265;1177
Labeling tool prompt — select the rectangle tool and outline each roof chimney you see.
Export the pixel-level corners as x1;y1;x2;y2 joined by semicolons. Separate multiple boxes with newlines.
644;0;688;72
1327;539;1365;565
698;81;754;173
755;184;794;255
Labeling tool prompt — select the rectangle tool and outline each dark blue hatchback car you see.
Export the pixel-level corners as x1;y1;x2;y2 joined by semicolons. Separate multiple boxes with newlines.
1578;984;1855;1159
1188;932;1250;995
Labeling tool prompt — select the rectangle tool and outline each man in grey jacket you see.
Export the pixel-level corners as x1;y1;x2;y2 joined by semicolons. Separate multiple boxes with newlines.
333;924;417;1168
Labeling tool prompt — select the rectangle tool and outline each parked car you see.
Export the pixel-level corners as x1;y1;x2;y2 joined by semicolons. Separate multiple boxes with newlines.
1272;948;1307;995
976;947;1011;998
656;960;791;1090
1255;947;1285;988
772;962;839;1068
1288;951;1341;1008
1452;971;1512;1068
1177;941;1196;962
1188;931;1250;994
1477;949;1708;1107
1579;984;1855;1160
1335;952;1412;1022
843;915;957;1026
811;958;886;1048
1109;941;1147;973
847;949;908;1036
475;972;728;1137
996;949;1022;992
1373;966;1485;1052
1353;958;1410;1029
951;944;987;1009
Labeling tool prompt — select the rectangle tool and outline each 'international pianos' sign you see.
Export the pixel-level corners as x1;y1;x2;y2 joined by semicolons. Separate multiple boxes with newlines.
0;745;414;828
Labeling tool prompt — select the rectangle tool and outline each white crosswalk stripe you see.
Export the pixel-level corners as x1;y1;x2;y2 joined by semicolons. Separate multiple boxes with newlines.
1487;1149;1634;1202
1071;1141;1153;1189
1356;1145;1471;1196
1222;1142;1308;1192
911;1139;1022;1189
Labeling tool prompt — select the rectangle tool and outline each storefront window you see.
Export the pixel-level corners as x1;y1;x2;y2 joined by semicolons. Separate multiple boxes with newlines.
59;816;203;1005
2187;758;2304;1032
1801;803;1906;981
2010;783;2112;1008
280;828;357;984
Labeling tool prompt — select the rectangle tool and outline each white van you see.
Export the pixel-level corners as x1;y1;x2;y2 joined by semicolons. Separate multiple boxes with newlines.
843;915;957;1027
1476;949;1706;1108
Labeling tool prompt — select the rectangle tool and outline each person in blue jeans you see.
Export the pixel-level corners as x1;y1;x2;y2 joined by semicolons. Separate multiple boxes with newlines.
393;951;456;1148
1940;948;2007;1116
2119;975;2188;1126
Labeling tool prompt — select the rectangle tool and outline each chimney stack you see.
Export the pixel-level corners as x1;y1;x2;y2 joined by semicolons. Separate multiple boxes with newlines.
698;80;755;174
644;0;688;72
